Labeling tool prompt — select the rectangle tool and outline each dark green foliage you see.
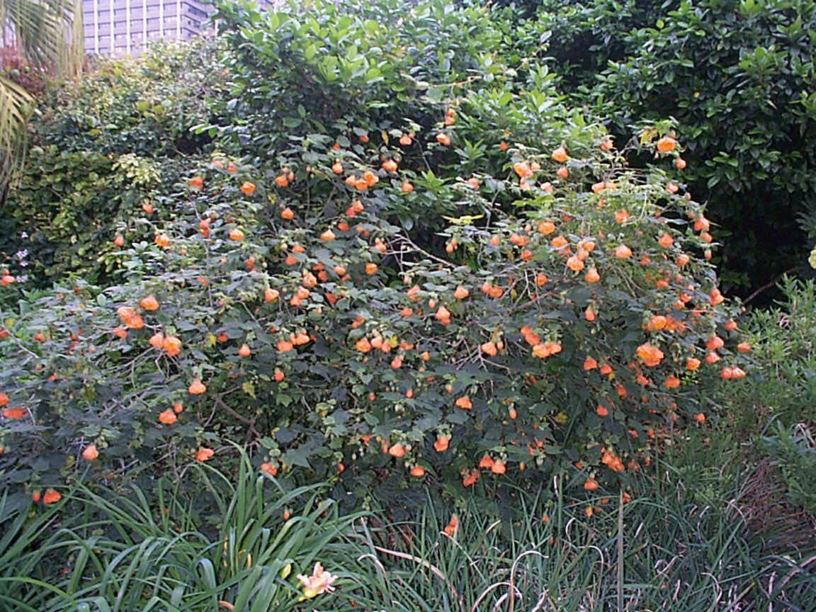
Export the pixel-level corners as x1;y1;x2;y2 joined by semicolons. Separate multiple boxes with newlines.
533;0;816;297
208;0;522;184
717;279;816;518
0;0;748;507
726;278;816;432
37;41;224;157
0;41;225;287
3;148;148;285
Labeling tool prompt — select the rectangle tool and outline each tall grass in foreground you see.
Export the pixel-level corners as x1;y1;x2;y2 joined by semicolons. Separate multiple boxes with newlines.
352;428;815;611
353;478;815;610
1;446;814;611
0;453;377;611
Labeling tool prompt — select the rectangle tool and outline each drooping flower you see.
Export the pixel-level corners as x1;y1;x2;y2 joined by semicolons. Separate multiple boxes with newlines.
636;343;664;367
297;562;337;599
444;514;459;537
195;447;214;462
43;488;62;505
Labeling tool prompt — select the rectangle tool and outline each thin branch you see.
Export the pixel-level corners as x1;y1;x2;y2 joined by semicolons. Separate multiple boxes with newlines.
743;267;797;305
390;234;455;268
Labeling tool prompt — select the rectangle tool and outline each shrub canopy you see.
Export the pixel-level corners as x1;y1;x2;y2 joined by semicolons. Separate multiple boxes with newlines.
0;0;750;508
532;0;816;295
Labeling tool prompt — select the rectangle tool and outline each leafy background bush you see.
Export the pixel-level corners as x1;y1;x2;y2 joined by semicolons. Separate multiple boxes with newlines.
0;40;225;289
716;278;816;517
530;0;816;298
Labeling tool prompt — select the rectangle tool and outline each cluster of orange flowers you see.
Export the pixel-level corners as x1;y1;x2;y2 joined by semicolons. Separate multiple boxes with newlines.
5;125;752;501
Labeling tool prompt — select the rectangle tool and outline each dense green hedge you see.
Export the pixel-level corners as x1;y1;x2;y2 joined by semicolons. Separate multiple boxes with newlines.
6;0;814;299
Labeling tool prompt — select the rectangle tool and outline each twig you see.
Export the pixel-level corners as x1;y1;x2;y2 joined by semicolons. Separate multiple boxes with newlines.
213;395;259;439
391;234;455;268
743;267;797;305
4;331;39;359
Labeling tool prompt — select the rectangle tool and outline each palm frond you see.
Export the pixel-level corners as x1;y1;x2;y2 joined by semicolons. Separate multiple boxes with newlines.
1;0;66;68
0;0;83;190
0;74;33;190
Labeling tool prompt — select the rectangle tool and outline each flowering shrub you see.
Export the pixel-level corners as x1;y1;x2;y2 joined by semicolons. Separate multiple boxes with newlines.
0;0;751;507
0;121;750;503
